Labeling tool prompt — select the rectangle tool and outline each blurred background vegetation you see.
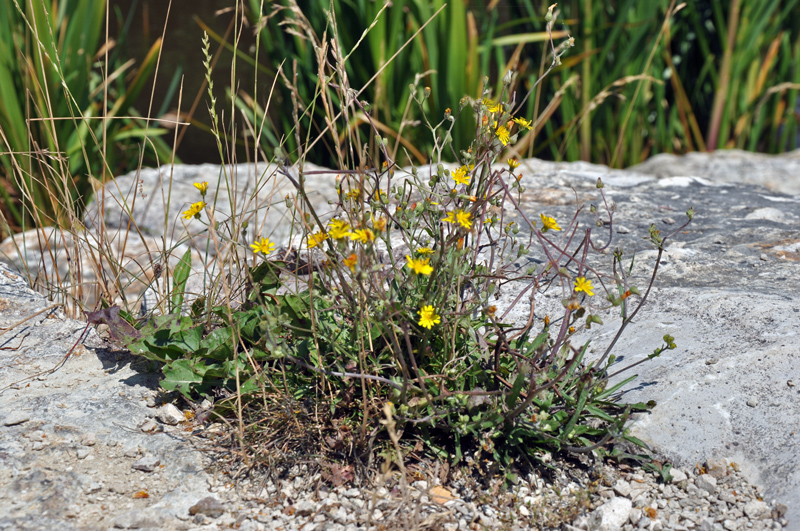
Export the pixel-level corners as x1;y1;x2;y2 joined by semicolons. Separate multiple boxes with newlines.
0;0;798;237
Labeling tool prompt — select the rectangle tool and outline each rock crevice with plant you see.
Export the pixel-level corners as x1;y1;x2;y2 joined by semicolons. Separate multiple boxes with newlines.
113;19;693;481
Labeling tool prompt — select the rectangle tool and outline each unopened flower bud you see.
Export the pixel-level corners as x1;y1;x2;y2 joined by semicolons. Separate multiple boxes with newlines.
545;3;556;22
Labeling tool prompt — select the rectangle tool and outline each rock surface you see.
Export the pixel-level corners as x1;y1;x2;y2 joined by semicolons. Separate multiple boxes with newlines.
0;150;798;530
496;154;800;527
630;148;800;195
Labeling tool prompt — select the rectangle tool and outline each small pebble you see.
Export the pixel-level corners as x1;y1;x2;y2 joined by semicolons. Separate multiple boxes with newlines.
157;404;186;425
746;398;759;408
131;454;160;472
139;418;158;432
189;496;225;518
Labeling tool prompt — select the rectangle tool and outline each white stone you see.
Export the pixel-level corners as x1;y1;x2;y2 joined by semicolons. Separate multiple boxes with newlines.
131;453;160;472
157;403;186;425
138;418;158;432
744;207;786;223
295;500;315;517
613;479;633;497
670;468;688;484
589;497;633;531
743;499;770;519
695;474;717;495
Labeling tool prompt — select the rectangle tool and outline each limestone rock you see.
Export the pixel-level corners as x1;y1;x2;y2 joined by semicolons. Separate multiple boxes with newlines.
157;403;186;425
188;496;225;518
630;148;800;195
589;496;632;531
1;151;799;529
743;499;770;519
695;474;718;495
131;453;161;472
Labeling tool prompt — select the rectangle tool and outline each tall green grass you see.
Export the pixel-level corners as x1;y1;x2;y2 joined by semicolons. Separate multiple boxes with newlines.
215;0;799;169
0;0;179;237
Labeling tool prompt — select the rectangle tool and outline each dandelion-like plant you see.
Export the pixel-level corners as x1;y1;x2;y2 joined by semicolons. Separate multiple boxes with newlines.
181;202;205;221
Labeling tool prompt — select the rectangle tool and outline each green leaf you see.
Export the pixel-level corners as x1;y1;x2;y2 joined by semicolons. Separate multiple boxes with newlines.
161;359;209;399
249;260;283;297
111;127;169;141
595;375;637;401
198;326;235;360
560;385;590;440
171;249;192;312
584;404;615;422
505;372;526;409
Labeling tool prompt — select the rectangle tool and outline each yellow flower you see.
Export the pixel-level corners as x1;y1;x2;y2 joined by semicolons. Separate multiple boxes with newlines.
349;228;375;244
482;98;501;113
540;213;562;232
417;305;441;329
508;158;520;170
181;201;205;220
406;255;433;276
250;237;275;255
328;218;351;240
416;247;434;255
574;277;594;296
308;231;328;248
456;209;472;229
495;124;510;146
372;216;387;232
342;253;358;272
513;116;533;130
193;181;209;195
452;165;470;186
